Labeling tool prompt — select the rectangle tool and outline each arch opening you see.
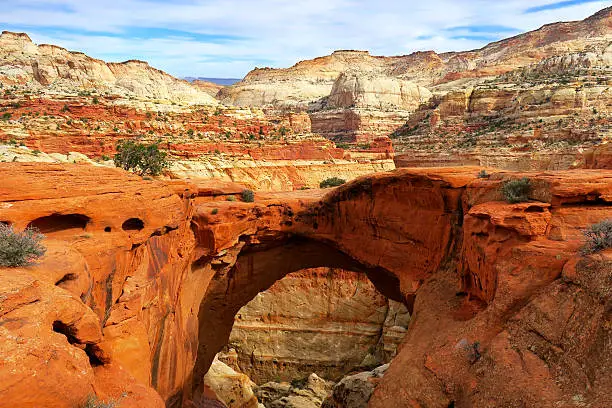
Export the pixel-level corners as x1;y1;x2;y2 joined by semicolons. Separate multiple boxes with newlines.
222;266;410;386
122;217;145;231
27;213;90;234
189;236;405;401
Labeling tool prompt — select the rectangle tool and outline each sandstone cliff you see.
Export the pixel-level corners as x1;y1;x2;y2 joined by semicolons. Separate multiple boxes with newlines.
0;163;610;408
223;268;409;383
220;8;611;108
0;31;217;105
219;8;611;154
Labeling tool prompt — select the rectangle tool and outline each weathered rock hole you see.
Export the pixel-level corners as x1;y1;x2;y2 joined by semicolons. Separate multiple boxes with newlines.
122;217;145;231
104;226;112;232
85;344;104;367
524;205;546;213
28;213;90;234
55;273;77;286
52;320;78;345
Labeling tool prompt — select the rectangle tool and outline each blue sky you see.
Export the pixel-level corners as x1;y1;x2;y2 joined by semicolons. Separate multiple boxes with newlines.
1;0;609;78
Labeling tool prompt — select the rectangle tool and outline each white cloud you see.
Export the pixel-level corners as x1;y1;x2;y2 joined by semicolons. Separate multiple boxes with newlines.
0;0;608;78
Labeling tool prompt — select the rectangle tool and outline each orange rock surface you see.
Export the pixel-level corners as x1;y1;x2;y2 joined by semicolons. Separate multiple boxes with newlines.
0;162;610;407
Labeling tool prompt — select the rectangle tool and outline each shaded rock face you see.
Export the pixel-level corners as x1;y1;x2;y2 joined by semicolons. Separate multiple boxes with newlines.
0;163;611;408
0;31;216;105
256;373;333;408
322;365;388;408
222;268;409;383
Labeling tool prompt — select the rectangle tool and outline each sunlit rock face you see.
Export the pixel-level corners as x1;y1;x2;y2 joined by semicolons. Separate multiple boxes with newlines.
0;31;217;105
222;268;410;384
1;163;611;408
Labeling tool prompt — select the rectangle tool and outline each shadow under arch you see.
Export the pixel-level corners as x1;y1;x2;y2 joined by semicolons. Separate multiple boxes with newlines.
189;235;407;400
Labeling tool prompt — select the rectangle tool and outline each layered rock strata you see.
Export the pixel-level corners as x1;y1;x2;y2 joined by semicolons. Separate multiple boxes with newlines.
0;31;216;105
222;268;409;383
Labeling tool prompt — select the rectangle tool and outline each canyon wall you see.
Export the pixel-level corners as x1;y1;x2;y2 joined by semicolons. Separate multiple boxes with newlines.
222;268;409;383
0;163;610;408
218;8;611;152
221;8;611;107
0;31;216;105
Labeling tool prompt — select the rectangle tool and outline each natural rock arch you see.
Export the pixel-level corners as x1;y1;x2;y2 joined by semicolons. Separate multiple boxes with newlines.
2;163;610;408
190;236;404;396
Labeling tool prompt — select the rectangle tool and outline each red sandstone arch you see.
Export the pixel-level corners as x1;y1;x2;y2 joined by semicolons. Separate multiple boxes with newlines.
189;236;404;399
181;169;475;405
3;164;610;408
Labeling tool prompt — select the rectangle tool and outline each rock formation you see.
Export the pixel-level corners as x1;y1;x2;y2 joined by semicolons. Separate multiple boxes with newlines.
0;31;217;105
222;8;611;108
222;268;409;383
0;162;610;408
392;42;612;170
322;364;389;408
256;373;333;408
219;8;611;161
204;357;261;408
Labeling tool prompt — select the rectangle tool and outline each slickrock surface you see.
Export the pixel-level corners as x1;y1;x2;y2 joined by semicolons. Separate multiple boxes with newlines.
0;162;610;408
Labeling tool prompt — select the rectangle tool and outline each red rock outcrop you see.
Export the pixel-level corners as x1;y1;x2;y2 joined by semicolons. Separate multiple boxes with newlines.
0;163;610;408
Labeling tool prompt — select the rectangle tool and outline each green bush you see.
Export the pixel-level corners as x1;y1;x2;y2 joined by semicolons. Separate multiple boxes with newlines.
0;224;46;267
211;208;218;215
320;177;346;188
581;219;612;254
113;140;169;176
501;177;531;203
477;170;490;179
241;189;255;203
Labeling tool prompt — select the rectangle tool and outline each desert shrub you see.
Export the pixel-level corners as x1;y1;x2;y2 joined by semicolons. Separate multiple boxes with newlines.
477;170;489;179
241;189;255;203
581;219;612;254
226;195;236;202
320;177;346;188
81;395;116;408
290;378;308;389
0;224;46;267
114;140;169;176
211;208;218;215
501;177;531;203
